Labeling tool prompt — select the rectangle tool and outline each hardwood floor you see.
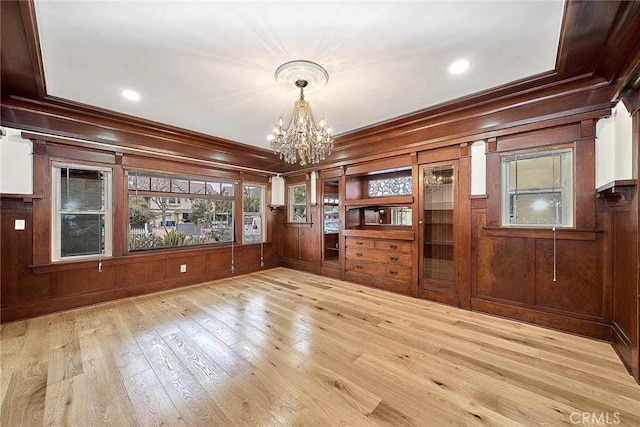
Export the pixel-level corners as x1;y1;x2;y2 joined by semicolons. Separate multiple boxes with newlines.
1;267;639;426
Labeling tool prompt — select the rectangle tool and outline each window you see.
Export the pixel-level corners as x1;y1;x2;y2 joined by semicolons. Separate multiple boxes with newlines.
289;184;307;222
127;172;234;250
243;184;265;243
52;163;112;261
501;149;573;226
367;176;412;197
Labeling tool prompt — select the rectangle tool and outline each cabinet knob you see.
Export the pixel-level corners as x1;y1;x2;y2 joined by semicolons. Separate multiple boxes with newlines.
390;257;398;262
390;270;398;275
356;265;363;269
356;252;363;257
389;245;398;249
355;242;363;245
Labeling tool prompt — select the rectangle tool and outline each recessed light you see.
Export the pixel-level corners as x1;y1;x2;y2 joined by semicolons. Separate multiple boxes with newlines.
449;59;471;75
121;89;141;101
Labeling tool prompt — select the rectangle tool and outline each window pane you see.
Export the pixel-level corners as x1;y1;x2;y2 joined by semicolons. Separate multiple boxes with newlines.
61;214;103;257
368;176;412;197
293;206;307;221
128;196;234;251
150;177;171;192
190;181;206;194
508;155;562;191
171;179;189;193
61;168;104;210
243;185;263;213
511;192;563;225
128;175;150;191
293;186;306;203
207;182;220;195
221;183;234;196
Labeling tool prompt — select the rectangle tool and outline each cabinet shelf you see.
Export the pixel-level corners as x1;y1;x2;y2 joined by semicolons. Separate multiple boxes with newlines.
344;195;413;207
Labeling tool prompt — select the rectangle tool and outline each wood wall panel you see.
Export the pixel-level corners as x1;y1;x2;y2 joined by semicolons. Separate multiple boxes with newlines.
474;229;529;304
533;238;603;318
117;260;165;288
165;255;207;278
54;266;116;296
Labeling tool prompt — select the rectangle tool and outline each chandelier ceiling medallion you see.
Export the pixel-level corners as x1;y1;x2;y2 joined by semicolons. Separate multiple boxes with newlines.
269;60;334;165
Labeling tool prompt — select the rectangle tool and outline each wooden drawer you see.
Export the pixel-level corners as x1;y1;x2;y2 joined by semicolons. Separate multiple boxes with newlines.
345;237;375;249
346;247;412;267
383;264;412;282
346;271;412;296
375;240;412;253
345;259;384;276
345;259;412;282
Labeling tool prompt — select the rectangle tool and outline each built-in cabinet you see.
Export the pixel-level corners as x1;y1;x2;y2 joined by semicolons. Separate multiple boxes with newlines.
344;232;414;295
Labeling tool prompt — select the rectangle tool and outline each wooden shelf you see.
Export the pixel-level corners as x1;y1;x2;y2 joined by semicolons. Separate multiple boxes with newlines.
344;195;413;207
343;229;414;241
596;179;636;201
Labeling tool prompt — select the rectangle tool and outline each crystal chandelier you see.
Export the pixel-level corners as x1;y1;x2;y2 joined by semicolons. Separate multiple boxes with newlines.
269;61;334;165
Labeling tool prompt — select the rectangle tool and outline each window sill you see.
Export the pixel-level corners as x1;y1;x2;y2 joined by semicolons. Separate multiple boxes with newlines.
482;226;600;240
29;241;274;273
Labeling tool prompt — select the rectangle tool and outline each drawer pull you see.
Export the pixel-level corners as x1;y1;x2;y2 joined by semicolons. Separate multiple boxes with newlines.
356;265;364;269
390;270;398;275
389;244;398;249
390;257;398;262
355;242;364;245
356;252;363;257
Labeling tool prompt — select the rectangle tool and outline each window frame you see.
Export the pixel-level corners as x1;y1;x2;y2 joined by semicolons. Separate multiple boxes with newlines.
126;171;236;251
51;162;113;262
242;183;266;243
500;148;574;227
289;183;308;222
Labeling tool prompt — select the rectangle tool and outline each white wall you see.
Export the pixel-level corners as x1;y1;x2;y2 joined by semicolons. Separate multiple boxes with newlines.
470;140;486;195
595;102;633;188
0;127;33;194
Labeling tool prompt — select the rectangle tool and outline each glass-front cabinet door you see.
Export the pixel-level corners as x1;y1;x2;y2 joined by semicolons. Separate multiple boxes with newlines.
420;163;456;290
322;180;340;264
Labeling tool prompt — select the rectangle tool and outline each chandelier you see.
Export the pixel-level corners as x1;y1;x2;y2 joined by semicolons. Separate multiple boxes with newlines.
269;61;334;165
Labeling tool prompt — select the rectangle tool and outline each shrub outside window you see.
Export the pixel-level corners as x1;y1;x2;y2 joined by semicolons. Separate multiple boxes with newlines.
501;149;573;227
127;172;234;250
289;184;307;222
243;184;265;243
52;163;112;261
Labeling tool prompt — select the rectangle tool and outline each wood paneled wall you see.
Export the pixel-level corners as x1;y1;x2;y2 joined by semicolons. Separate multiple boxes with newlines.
468;122;613;340
0;140;281;323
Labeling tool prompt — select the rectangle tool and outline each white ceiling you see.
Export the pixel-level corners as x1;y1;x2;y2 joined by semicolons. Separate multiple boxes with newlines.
34;0;565;150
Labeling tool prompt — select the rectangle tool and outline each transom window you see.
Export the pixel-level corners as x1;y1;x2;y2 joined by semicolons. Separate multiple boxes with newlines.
127;172;235;250
52;163;112;261
367;176;412;197
501;149;573;227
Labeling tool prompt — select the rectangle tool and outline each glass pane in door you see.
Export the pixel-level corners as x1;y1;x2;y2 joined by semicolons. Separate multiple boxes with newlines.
423;166;454;283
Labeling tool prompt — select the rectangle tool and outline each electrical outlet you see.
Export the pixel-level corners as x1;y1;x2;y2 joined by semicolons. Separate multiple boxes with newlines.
180;264;187;273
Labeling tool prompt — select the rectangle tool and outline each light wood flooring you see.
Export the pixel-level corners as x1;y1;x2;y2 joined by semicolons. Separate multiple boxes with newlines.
1;267;639;426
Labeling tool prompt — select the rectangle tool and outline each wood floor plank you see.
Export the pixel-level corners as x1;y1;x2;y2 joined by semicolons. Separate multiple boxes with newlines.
1;362;48;427
1;267;638;426
123;369;187;427
42;374;89;427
